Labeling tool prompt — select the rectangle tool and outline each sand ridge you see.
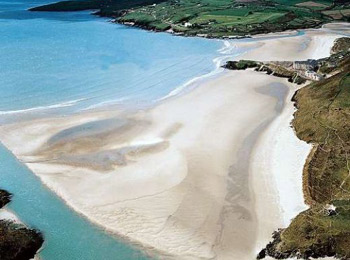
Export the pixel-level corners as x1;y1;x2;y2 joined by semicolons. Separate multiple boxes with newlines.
1;24;349;259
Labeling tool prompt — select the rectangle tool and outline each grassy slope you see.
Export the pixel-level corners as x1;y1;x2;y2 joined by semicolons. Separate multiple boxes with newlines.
118;0;336;36
30;0;350;37
260;39;350;260
294;71;350;204
29;0;350;257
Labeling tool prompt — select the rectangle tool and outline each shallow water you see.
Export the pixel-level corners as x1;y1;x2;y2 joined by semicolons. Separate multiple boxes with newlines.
0;0;223;117
0;144;151;259
0;1;306;259
0;1;227;259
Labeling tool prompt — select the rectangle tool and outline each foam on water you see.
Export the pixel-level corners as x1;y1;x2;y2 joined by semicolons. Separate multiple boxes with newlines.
0;98;85;115
0;1;240;259
156;39;253;102
0;1;310;259
0;0;236;119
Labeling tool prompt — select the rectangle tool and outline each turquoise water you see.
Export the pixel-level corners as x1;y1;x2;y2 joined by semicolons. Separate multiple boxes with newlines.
0;144;150;259
0;1;227;259
0;1;309;259
0;1;312;259
0;0;222;116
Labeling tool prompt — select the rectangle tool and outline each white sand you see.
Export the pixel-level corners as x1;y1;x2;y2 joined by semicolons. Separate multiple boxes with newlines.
247;26;344;256
229;28;340;62
251;82;311;255
0;25;347;259
1;71;282;259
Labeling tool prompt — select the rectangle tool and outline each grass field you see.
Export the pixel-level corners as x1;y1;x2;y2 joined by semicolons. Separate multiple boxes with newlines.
191;11;285;26
267;71;350;259
260;39;350;260
117;0;347;36
323;9;350;19
31;0;350;37
276;200;350;259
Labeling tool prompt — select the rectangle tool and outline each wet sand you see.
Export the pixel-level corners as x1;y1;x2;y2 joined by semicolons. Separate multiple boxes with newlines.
0;25;347;259
0;71;289;259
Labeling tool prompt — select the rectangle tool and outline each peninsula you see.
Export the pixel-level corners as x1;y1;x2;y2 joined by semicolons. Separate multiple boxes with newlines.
261;37;350;260
30;0;350;37
0;23;347;259
2;0;349;259
224;37;350;259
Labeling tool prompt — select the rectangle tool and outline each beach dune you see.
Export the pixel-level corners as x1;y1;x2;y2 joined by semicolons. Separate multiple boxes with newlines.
0;26;345;259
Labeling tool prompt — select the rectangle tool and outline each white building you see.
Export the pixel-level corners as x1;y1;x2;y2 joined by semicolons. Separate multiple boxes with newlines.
304;70;324;81
293;59;317;71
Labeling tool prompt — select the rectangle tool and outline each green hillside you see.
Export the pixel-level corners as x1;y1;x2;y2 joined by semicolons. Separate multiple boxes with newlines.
30;0;350;37
259;38;350;260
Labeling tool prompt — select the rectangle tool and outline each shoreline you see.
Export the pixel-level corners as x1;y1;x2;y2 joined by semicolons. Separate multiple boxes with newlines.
97;8;328;40
115;18;312;41
0;25;346;259
28;0;350;42
251;81;311;255
0;23;340;123
0;70;292;259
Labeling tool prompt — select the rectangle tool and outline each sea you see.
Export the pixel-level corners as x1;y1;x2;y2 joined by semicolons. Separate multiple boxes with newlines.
0;1;309;258
0;0;239;259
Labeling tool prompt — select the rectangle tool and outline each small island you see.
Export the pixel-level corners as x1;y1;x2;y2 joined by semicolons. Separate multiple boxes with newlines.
223;46;349;84
0;189;44;260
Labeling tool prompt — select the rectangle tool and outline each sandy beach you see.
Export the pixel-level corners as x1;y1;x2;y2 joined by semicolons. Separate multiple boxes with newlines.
0;24;348;259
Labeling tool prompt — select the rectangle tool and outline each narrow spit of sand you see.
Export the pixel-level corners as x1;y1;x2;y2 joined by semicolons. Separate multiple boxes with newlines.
0;25;346;259
0;71;283;260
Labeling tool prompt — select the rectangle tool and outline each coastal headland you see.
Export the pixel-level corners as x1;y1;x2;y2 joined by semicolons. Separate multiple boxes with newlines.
30;0;350;38
224;34;350;259
0;23;348;259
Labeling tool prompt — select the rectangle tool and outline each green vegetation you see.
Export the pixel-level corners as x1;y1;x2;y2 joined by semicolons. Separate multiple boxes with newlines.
259;40;350;259
293;71;350;204
117;0;335;37
29;0;350;257
224;60;307;84
260;200;350;259
30;0;350;37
